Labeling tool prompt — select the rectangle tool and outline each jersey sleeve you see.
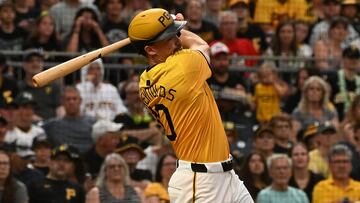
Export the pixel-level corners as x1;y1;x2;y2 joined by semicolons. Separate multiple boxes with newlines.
177;49;211;82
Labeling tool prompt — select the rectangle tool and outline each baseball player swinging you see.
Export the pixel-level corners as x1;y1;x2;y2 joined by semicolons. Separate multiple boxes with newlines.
128;8;254;203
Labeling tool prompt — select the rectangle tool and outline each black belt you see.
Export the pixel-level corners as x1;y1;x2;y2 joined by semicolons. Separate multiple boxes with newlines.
176;159;233;173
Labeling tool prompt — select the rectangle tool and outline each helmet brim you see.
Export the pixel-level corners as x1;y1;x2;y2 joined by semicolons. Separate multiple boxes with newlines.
149;20;187;43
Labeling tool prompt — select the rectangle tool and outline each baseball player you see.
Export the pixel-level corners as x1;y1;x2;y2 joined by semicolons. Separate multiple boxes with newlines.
128;8;254;203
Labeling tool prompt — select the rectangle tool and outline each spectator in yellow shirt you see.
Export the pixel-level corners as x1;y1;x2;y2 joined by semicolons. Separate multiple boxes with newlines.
312;144;360;203
253;0;309;34
253;62;288;123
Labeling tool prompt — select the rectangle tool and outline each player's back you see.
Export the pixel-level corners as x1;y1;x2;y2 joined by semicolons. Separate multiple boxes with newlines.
139;49;229;163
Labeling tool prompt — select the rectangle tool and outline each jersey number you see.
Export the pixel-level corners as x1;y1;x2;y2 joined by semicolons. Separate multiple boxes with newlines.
154;104;177;141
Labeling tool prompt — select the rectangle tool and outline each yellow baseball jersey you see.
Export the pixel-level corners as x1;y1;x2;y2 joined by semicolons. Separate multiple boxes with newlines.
254;83;281;123
139;49;229;163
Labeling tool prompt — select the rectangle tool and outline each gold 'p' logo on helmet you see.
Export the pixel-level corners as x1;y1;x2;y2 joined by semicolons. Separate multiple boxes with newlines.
158;11;172;27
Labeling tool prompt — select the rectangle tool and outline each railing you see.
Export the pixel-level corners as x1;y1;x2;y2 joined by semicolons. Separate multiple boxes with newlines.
0;50;340;85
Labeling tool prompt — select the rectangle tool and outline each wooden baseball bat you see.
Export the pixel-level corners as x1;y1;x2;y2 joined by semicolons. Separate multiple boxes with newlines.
32;38;131;87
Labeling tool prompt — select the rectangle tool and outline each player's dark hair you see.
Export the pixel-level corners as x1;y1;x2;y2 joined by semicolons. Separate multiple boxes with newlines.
155;153;177;182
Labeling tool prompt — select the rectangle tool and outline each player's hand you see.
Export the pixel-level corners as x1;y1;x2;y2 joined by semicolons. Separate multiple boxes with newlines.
174;13;184;21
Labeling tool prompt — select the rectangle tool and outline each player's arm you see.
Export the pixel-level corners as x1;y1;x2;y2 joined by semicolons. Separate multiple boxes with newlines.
179;29;209;54
175;14;210;57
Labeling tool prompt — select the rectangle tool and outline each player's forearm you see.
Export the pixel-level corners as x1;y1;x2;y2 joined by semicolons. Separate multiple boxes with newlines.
179;29;209;53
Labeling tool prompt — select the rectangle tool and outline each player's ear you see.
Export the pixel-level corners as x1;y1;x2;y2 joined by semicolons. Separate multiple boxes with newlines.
144;45;157;57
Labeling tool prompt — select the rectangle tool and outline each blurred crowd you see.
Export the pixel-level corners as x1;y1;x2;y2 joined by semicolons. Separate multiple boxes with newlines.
0;0;360;202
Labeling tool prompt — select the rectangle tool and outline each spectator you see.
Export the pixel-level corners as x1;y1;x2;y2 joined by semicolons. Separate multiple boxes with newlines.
284;67;313;114
337;102;360;181
302;122;322;150
204;0;223;27
115;136;152;190
308;122;338;178
0;151;28;203
207;42;246;96
294;20;312;57
156;0;186;15
18;49;62;121
310;0;358;47
0;1;27;51
76;59;127;121
217;10;258;67
313;17;349;71
224;121;247;166
144;153;177;203
341;95;360;143
292;76;338;134
4;92;46;158
43;86;96;154
13;0;39;32
252;125;275;160
253;0;308;35
9;151;44;188
120;0;151;24
0;52;19;109
348;124;360;180
269;113;295;154
238;151;270;200
114;81;162;148
341;0;360;34
86;153;143;203
67;146;87;188
84;119;123;176
30;136;52;175
49;0;92;38
312;144;360;203
289;142;324;202
100;0;135;85
341;95;360;152
265;20;308;73
253;63;288;123
257;154;309;203
37;0;58;13
184;0;221;44
229;0;268;53
0;115;14;152
23;13;62;53
65;6;109;52
206;42;255;149
100;0;129;45
328;45;360;120
28;144;85;203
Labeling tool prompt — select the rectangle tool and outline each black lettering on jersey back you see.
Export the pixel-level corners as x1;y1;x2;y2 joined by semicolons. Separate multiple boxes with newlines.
159;86;166;98
167;89;176;101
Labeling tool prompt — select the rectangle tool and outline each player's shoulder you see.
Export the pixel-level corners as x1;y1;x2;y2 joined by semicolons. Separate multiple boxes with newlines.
168;49;209;64
172;49;206;59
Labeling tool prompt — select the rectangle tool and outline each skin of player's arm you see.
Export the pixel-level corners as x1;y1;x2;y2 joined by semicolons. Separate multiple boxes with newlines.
174;13;209;54
179;29;209;54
